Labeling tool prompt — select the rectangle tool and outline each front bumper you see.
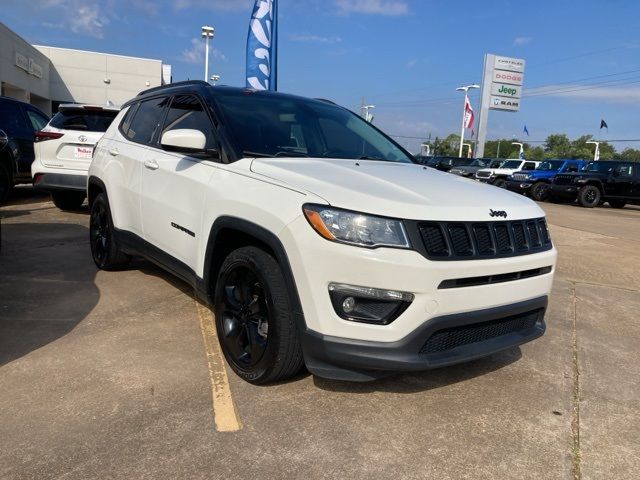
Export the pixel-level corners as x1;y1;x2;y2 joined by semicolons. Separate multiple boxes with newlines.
302;296;547;380
505;180;532;194
33;172;87;192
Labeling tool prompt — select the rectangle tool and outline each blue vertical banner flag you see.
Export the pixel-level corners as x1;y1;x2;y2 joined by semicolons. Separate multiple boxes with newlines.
246;0;278;91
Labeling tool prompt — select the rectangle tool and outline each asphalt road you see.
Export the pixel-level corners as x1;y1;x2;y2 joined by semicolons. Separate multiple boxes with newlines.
1;187;638;480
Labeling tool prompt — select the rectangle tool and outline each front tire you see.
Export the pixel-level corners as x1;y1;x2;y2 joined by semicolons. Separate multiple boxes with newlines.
530;182;548;201
214;246;304;385
493;178;507;188
51;190;86;210
577;185;601;208
89;193;130;270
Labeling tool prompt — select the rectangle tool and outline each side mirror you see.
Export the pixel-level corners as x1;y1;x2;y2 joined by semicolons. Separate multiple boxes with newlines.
160;129;218;158
0;129;7;150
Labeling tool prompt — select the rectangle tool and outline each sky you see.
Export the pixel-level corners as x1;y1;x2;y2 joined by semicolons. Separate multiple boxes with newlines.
2;0;640;152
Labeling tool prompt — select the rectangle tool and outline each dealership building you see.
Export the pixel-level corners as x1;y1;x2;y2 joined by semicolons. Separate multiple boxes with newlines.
0;23;171;116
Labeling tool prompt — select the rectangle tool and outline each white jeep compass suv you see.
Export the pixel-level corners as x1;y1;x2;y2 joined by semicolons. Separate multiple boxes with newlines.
87;81;556;384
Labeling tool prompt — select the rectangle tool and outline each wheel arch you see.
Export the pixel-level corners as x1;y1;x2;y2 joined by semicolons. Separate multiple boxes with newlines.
87;176;107;207
584;180;604;192
202;216;306;329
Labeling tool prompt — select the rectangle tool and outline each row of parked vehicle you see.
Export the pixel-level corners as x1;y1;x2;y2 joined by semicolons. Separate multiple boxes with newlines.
0;95;118;206
418;155;640;209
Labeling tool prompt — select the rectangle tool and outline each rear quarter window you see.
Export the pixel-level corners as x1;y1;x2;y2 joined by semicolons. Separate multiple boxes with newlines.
50;109;118;132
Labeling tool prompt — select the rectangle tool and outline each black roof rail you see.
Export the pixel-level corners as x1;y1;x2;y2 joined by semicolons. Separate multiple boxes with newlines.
137;80;210;97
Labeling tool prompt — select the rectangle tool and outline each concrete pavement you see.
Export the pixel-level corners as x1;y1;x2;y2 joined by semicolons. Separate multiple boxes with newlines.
0;188;638;479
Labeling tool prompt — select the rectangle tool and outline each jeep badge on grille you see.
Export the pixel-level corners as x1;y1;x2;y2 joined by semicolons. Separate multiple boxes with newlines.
489;209;508;218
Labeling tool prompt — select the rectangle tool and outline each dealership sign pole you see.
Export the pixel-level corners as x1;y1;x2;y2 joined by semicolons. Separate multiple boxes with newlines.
475;54;526;158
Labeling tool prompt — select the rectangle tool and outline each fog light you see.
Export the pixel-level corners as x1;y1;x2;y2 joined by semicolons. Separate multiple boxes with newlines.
328;283;414;325
342;296;356;313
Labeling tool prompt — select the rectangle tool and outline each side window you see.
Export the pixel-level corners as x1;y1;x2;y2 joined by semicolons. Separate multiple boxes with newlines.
27;110;49;131
160;95;218;150
617;165;634;177
522;162;536;171
125;96;169;145
120;104;139;137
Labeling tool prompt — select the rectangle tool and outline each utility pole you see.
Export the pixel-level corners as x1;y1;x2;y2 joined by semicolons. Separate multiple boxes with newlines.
201;25;215;82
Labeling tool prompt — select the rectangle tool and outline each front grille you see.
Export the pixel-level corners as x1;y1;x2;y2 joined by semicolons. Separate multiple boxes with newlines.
553;174;576;186
476;171;491;178
419;309;542;354
416;218;552;261
511;173;528;181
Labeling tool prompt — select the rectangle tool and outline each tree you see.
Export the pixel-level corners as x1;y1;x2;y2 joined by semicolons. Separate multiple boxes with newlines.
619;148;640;162
544;134;572;158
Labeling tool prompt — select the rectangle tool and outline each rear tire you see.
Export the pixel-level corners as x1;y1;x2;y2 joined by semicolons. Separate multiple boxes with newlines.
0;163;12;204
51;190;86;210
577;185;601;208
214;246;304;385
89;193;130;270
609;200;627;209
529;182;548;201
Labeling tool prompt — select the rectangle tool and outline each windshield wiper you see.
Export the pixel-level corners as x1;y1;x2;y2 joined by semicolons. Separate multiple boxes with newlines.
274;151;309;157
357;155;386;161
242;151;274;158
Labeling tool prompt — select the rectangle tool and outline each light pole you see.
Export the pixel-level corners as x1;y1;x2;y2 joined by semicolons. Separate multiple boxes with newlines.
210;74;220;85
456;84;480;157
421;142;431;156
201;25;214;82
512;142;524;159
361;104;375;123
586;141;600;161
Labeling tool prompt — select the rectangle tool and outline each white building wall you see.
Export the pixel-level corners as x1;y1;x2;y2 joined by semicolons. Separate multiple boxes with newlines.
35;46;164;107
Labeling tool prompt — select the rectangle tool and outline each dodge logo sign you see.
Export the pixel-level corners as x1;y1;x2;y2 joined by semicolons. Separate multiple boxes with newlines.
489;209;508;218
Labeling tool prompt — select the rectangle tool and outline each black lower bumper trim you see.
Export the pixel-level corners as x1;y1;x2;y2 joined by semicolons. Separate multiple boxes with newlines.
302;296;547;381
34;173;87;192
505;181;531;194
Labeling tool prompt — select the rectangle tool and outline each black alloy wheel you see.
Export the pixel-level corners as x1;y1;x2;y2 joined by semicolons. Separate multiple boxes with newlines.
530;182;548;202
214;246;304;384
577;185;601;208
218;266;270;368
89;193;130;270
493;178;507;188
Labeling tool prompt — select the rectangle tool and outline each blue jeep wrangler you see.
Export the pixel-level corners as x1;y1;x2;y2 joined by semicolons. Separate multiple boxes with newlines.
505;159;587;201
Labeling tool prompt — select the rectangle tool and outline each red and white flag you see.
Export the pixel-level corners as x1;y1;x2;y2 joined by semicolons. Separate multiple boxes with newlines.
464;97;474;129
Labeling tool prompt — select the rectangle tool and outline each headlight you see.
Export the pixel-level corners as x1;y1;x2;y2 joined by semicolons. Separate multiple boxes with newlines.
303;204;410;249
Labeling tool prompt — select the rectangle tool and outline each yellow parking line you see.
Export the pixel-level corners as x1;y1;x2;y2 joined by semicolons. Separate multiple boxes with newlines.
195;299;242;432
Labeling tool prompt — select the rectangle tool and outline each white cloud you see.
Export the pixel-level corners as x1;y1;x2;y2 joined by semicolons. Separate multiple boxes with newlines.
180;37;227;64
526;84;640;103
335;0;408;16
513;36;533;46
289;34;342;44
407;59;417;68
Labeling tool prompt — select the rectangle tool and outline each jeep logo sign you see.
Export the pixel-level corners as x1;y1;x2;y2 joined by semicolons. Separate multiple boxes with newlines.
491;82;522;98
489;209;508;218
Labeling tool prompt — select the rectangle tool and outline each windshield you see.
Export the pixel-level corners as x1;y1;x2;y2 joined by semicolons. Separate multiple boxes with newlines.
50;109;118;132
537;160;564;171
501;160;523;169
489;160;504;168
582;162;617;173
213;91;413;163
470;159;487;167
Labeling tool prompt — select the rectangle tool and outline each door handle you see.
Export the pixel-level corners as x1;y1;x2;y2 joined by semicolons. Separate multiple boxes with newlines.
109;149;119;156
144;159;159;171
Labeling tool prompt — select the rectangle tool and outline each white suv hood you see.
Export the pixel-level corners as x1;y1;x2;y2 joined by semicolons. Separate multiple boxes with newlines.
478;167;521;176
250;158;544;221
